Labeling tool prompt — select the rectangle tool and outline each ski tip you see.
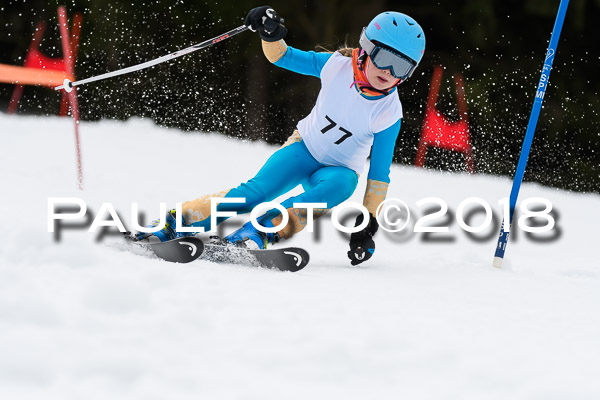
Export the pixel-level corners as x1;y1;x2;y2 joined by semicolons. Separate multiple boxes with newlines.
245;246;309;272
150;236;205;263
282;248;310;272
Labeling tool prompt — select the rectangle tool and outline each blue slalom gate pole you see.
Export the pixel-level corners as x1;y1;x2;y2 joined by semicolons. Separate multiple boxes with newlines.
493;0;569;268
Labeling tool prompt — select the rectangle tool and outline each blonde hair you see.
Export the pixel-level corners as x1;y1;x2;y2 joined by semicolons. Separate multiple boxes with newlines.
315;43;355;57
337;47;354;57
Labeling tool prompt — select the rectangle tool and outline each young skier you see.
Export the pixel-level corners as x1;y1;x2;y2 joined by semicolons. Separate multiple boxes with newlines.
134;6;426;266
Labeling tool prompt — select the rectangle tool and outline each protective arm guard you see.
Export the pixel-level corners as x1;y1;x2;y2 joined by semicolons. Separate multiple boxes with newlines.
362;179;389;216
262;39;289;63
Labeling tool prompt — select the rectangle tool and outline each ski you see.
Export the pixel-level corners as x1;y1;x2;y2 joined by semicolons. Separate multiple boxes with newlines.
124;235;309;271
201;243;309;272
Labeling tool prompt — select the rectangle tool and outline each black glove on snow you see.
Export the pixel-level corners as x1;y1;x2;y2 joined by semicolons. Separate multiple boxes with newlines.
244;6;287;42
347;213;379;266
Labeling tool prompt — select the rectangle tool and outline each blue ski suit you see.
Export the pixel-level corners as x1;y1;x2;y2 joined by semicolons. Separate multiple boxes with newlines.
181;40;401;238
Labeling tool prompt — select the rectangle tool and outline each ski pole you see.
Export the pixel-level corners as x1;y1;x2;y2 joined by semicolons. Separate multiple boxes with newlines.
55;24;249;92
493;0;569;268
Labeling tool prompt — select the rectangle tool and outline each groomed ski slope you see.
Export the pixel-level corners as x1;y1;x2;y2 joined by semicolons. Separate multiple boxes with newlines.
1;114;599;400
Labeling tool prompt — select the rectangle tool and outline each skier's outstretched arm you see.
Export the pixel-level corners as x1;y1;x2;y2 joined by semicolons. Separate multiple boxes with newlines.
364;119;402;214
263;40;332;78
348;119;402;265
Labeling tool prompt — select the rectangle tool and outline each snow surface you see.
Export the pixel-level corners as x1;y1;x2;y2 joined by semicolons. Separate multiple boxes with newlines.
0;113;599;400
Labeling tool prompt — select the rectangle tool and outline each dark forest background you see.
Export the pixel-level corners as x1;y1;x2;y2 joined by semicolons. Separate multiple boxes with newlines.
1;0;598;192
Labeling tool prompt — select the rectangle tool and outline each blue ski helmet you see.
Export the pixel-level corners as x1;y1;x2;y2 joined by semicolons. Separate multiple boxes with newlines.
359;12;425;79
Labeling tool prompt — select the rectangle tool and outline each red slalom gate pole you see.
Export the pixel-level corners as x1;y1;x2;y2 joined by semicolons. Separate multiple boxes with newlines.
58;6;84;190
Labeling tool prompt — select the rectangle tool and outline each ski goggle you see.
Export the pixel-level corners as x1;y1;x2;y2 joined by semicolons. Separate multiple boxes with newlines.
359;28;418;80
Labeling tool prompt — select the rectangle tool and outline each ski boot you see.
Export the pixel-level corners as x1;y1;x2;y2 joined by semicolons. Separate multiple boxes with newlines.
133;209;193;243
224;214;280;249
